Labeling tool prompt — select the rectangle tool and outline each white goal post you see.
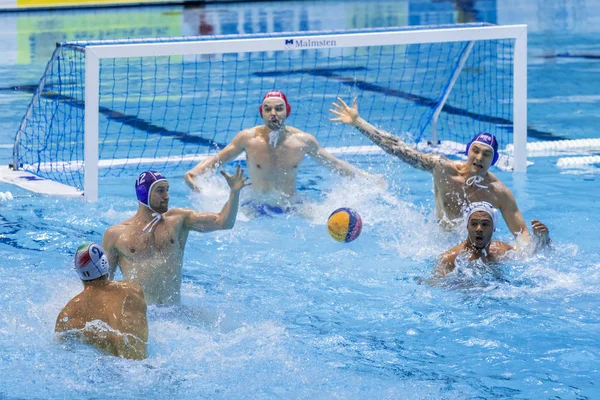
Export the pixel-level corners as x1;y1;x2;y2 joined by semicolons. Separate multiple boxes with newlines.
12;24;528;201
82;25;528;201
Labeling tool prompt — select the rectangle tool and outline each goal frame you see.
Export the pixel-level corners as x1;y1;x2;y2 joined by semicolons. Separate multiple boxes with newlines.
81;25;527;201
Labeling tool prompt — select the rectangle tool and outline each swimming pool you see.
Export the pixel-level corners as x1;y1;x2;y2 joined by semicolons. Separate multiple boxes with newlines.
1;1;599;399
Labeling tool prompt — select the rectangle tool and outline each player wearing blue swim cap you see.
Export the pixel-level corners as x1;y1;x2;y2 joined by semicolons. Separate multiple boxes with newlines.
134;171;169;232
466;132;499;166
102;166;250;305
331;96;531;245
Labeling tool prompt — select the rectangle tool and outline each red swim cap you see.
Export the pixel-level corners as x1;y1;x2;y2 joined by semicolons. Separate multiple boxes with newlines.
259;90;291;117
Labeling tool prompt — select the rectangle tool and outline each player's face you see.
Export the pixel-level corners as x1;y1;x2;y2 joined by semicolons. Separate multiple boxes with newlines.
262;98;287;130
467;143;494;173
149;181;169;213
467;211;494;249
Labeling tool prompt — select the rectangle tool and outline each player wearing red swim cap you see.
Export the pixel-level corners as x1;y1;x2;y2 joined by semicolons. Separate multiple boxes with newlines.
185;90;374;211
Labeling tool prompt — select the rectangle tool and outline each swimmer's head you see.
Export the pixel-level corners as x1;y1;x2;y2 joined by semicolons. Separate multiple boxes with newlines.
465;201;498;249
260;90;291;130
466;132;499;168
135;171;169;213
74;242;109;281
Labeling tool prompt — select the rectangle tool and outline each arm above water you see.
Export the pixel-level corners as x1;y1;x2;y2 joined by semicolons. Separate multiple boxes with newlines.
184;130;249;191
496;184;530;245
304;133;368;177
182;165;250;232
330;97;449;173
433;246;461;278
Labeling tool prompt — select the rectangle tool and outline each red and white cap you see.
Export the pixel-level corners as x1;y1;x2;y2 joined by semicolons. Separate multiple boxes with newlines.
259;90;291;117
73;242;109;281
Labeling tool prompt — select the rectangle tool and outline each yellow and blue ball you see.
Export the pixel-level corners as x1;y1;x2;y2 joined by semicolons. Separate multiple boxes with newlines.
327;208;362;243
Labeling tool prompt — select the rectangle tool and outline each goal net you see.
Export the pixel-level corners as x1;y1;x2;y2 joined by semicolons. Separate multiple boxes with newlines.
12;23;527;201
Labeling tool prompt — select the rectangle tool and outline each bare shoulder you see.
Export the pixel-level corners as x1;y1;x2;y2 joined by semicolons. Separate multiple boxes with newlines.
112;280;144;297
489;240;513;258
437;158;461;175
288;127;319;147
238;126;261;141
435;245;461;277
285;126;311;138
486;173;516;200
55;294;85;331
484;171;502;185
163;207;198;228
438;244;461;265
165;207;194;219
105;219;134;235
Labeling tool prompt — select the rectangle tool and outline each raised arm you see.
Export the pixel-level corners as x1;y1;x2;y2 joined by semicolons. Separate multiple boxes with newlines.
183;165;250;232
330;97;446;173
304;134;367;177
184;131;248;191
497;187;530;243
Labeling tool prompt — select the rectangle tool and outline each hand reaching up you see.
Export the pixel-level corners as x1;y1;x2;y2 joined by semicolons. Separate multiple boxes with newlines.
330;97;360;126
221;164;251;193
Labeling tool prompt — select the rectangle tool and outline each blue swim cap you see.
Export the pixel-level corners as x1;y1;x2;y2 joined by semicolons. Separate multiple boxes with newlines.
466;132;499;165
135;171;167;207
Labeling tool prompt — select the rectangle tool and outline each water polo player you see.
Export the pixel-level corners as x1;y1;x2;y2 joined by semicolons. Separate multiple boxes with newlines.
434;202;551;278
102;166;249;305
55;242;148;359
331;97;531;244
184;90;375;212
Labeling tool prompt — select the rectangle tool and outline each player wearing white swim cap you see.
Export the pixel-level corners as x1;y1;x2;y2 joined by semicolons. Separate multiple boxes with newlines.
433;205;552;278
73;242;109;281
55;242;148;359
331;97;531;244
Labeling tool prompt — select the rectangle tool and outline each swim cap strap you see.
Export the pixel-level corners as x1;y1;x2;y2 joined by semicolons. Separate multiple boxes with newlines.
268;130;281;147
465;175;488;189
142;212;162;233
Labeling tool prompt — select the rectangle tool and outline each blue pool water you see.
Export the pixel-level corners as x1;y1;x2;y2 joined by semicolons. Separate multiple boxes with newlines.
1;1;600;399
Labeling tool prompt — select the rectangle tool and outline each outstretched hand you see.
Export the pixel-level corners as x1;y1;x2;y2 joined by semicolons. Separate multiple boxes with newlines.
220;164;251;192
531;219;551;246
330;97;359;126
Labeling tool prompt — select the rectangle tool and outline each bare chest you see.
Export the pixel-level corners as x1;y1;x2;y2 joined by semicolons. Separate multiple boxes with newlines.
246;143;306;173
436;175;498;213
116;224;181;260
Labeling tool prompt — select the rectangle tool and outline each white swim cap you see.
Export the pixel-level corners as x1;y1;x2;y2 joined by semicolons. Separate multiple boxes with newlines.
465;201;498;232
73;242;109;281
